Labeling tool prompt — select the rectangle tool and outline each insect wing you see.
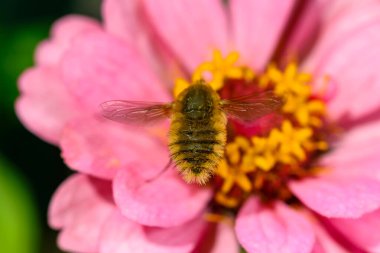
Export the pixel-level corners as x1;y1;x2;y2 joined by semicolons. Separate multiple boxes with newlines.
221;91;284;122
100;100;172;125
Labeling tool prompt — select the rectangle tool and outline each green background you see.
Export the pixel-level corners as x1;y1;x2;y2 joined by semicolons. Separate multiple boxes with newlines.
0;1;100;252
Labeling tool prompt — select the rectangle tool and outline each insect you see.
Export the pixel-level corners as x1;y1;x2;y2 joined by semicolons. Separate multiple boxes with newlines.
101;80;283;184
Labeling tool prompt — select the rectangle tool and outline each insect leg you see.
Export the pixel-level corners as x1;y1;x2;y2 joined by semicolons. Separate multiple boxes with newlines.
144;159;174;183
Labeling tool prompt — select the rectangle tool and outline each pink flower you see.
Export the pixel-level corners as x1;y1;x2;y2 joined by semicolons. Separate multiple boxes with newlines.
17;0;380;252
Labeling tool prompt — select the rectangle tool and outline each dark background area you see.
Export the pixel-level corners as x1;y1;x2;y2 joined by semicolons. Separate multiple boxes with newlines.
0;1;100;252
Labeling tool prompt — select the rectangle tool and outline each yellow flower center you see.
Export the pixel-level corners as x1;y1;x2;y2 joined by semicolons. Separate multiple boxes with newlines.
173;50;254;97
174;50;330;212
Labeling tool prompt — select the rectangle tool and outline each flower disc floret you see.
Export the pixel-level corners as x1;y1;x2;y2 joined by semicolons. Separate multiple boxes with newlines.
175;51;330;210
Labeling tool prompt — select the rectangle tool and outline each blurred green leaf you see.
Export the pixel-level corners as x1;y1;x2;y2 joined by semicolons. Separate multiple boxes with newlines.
0;154;40;253
0;22;49;120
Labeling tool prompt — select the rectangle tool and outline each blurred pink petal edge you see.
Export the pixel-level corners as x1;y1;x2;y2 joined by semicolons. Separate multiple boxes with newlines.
230;0;296;71
113;164;212;227
330;208;380;252
60;117;169;180
142;0;229;71
16;67;79;144
49;174;205;253
48;175;114;252
235;197;315;253
289;175;380;218
322;120;380;180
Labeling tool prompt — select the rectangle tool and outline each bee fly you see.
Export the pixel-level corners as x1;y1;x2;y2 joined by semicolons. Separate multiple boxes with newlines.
101;80;283;184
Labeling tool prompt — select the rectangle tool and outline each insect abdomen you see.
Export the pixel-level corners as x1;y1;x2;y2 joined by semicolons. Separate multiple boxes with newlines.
169;112;226;184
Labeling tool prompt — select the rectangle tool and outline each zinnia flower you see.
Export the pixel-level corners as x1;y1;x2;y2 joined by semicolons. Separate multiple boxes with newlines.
17;0;380;252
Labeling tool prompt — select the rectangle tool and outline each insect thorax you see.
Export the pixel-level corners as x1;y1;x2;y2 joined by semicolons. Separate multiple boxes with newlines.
180;84;216;120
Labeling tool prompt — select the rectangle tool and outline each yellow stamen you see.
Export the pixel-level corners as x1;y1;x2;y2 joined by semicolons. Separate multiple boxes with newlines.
215;192;239;208
192;50;246;90
204;213;226;223
263;63;326;127
215;118;328;199
173;50;255;97
173;78;191;97
279;120;312;162
217;159;253;193
204;213;234;227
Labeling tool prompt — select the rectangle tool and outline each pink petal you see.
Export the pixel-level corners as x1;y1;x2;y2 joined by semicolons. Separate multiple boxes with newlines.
312;241;328;253
48;174;114;252
289;174;380;218
305;0;380;70
230;0;296;71
102;0;186;90
303;3;380;121
100;211;204;253
191;222;239;253
102;0;161;71
102;0;144;43
208;223;239;253
312;234;343;253
330;208;380;252
281;0;323;63
60;117;168;180
16;67;80;144
309;216;350;253
36;15;100;66
235;198;315;253
60;30;170;111
142;0;228;71
321;120;380;180
113;163;212;227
